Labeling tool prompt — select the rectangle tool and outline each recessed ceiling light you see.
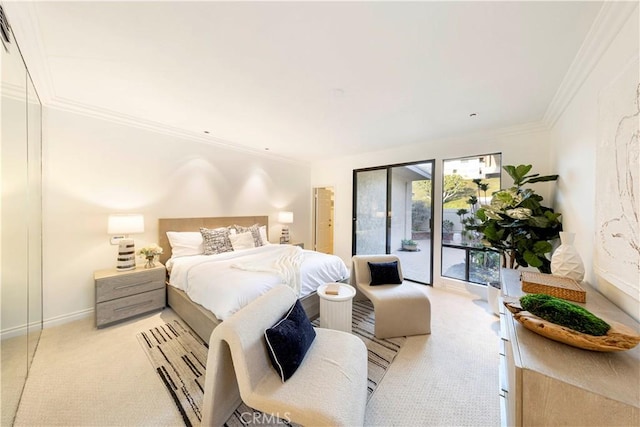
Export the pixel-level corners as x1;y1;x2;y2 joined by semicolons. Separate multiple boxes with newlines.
265;148;270;151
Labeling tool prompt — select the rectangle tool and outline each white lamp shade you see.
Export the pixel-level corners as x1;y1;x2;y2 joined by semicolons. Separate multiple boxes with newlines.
278;211;294;224
108;214;144;235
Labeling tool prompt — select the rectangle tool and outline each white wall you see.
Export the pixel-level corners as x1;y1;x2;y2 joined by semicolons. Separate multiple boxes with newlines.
310;125;553;292
550;5;639;321
42;108;311;326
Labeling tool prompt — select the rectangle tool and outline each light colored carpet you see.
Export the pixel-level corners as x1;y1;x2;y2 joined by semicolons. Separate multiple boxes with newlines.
365;286;500;426
136;301;405;426
13;286;500;426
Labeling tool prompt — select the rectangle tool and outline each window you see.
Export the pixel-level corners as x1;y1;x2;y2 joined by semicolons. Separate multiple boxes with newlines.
441;153;502;285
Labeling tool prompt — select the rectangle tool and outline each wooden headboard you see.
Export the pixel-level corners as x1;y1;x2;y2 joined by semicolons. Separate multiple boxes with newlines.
158;216;269;265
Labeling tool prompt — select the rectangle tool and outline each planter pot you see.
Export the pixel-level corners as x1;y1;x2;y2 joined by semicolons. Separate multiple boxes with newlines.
402;244;418;251
487;281;501;316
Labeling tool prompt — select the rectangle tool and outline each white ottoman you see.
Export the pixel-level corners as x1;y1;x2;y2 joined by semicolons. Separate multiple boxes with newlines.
317;283;356;333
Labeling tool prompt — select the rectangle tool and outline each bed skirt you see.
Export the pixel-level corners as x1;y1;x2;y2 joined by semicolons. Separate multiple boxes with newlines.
166;285;320;343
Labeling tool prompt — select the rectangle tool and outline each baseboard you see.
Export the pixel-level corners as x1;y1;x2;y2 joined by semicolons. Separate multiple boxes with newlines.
1;308;95;339
43;307;94;329
1;323;29;340
434;276;488;301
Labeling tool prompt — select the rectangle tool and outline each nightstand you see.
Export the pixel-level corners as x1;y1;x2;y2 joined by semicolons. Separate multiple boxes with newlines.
288;242;304;248
94;264;166;328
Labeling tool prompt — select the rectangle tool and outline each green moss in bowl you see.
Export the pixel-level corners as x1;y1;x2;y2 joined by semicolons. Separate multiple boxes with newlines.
520;294;611;336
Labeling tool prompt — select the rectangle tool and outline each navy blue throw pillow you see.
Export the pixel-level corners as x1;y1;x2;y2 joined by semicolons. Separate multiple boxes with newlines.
264;299;316;382
368;260;402;286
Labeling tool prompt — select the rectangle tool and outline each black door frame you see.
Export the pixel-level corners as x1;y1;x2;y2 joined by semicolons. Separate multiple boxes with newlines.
352;159;435;285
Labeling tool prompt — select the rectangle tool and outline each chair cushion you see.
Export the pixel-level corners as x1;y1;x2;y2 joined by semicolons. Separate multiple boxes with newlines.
368;260;402;286
264;300;316;382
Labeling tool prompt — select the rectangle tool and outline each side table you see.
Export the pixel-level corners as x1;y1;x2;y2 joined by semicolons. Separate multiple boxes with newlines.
94;263;166;328
317;283;356;333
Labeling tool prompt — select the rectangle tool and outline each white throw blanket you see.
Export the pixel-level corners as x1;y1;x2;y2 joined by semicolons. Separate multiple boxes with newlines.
231;245;304;295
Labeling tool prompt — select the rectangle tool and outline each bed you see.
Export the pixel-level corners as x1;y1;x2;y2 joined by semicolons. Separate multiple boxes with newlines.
158;216;349;342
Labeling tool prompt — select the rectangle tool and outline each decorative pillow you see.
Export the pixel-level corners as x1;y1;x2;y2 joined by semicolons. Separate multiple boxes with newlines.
234;224;264;247
259;225;268;244
368;261;402;286
229;232;256;251
200;227;234;255
166;231;204;258
264;300;316;382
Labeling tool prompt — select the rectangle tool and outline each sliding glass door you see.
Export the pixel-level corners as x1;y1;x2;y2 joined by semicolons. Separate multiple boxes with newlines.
353;161;434;284
354;169;388;254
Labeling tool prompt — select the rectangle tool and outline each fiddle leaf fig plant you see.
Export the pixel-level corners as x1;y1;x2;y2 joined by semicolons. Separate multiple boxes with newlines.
465;164;562;273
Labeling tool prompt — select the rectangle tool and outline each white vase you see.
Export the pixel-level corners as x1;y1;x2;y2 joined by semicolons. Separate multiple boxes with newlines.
551;232;584;282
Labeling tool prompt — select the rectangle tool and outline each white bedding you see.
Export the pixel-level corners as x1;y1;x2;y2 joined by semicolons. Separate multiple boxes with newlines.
166;244;349;320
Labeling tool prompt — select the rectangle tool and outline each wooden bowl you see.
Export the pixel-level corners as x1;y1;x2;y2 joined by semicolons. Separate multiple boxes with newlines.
503;299;640;352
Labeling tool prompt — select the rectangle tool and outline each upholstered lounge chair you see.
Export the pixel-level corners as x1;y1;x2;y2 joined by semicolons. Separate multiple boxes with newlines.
352;254;431;339
201;285;368;427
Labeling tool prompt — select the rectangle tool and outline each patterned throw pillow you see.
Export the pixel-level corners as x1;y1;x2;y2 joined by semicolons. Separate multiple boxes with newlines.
200;227;234;255
234;224;264;247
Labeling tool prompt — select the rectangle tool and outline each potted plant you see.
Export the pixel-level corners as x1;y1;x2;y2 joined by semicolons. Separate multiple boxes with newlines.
401;239;418;251
465;164;562;273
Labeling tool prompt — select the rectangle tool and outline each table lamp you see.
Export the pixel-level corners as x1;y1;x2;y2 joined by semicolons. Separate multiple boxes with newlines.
278;211;293;243
108;214;144;271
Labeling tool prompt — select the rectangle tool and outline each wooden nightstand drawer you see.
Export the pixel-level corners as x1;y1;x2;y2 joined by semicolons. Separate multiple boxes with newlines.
96;288;165;327
95;266;165;302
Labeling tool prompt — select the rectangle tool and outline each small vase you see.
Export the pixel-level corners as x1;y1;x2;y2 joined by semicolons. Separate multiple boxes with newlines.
551;232;584;281
145;255;156;269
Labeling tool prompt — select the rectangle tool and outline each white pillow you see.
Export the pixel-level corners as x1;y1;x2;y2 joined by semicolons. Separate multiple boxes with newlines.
259;225;268;244
166;231;204;258
230;232;256;251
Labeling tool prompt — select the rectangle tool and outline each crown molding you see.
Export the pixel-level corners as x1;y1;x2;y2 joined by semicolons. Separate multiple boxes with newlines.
490;120;549;138
4;4;305;164
1;81;26;101
46;96;306;165
3;1;54;104
543;1;639;128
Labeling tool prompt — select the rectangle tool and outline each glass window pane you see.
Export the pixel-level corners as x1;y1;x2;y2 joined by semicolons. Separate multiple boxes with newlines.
441;153;502;284
442;246;466;281
355;169;387;254
469;250;501;284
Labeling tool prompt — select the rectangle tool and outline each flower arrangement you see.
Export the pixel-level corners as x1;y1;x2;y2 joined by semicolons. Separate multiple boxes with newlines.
138;244;163;258
138;243;163;268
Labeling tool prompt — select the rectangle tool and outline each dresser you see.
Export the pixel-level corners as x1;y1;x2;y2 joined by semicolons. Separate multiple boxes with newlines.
94;264;166;328
499;268;639;426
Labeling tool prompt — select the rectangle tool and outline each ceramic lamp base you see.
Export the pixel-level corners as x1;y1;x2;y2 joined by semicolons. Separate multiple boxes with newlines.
116;238;136;271
281;226;290;243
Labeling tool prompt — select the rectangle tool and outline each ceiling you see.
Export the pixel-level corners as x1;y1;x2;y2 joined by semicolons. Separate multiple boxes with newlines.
7;1;604;162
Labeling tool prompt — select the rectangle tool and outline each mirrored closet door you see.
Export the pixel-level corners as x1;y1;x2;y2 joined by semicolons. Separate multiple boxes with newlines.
1;10;43;425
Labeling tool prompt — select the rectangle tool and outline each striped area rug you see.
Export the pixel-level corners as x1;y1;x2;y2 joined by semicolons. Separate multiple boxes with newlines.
136;300;405;427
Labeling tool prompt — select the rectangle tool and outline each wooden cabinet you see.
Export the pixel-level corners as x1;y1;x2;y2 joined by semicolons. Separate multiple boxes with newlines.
499;268;639;426
94;264;166;328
